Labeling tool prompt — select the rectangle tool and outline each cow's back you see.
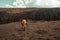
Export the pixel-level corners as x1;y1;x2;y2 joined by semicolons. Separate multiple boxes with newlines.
21;19;27;27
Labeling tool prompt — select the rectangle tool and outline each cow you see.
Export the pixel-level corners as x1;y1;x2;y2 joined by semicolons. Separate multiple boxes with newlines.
21;19;27;31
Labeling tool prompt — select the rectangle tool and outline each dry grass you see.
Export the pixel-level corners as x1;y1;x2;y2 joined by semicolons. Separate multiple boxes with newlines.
0;21;60;40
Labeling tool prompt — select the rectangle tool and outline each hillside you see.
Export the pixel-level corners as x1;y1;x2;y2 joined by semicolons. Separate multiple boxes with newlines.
0;8;60;24
0;8;38;13
0;8;60;40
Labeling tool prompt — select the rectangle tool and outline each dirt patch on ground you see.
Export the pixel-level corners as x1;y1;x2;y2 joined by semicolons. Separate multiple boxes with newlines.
0;21;60;40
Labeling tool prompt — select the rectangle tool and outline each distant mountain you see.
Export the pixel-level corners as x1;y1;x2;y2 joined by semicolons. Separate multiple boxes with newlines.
0;8;38;13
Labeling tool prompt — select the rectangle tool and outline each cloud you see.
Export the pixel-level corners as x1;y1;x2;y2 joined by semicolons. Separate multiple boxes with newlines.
12;0;26;8
5;0;60;8
35;0;60;7
5;4;13;8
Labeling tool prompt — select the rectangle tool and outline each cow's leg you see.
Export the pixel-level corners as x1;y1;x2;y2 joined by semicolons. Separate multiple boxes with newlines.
22;26;25;31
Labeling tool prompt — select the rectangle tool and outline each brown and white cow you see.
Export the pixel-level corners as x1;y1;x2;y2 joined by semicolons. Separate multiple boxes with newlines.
21;19;27;30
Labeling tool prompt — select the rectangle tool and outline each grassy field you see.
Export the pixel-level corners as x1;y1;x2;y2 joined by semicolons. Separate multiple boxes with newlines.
0;8;60;40
0;21;60;40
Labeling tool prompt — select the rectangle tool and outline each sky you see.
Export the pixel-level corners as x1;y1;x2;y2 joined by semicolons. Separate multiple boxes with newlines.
0;0;60;8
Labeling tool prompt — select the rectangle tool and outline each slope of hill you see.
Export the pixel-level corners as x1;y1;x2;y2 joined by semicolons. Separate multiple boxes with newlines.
0;8;60;24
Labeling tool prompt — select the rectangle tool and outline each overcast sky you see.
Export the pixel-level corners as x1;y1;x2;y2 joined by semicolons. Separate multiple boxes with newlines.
0;0;60;8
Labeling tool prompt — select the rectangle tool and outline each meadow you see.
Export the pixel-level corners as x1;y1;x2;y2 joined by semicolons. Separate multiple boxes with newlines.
0;8;60;40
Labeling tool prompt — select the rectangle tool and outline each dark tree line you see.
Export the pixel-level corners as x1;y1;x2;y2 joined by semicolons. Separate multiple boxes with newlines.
0;8;60;24
0;11;22;24
25;8;60;21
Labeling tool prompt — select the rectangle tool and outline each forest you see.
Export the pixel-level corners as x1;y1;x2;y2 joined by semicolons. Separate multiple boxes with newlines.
0;8;60;24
